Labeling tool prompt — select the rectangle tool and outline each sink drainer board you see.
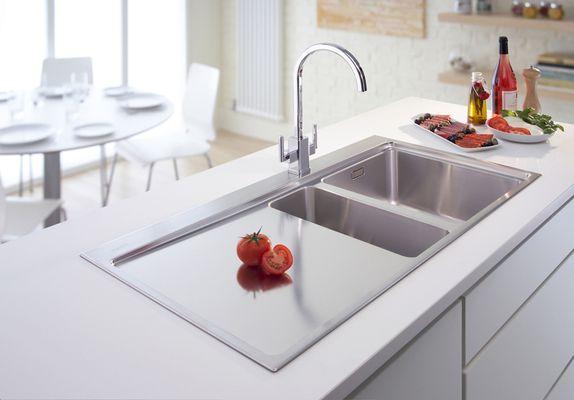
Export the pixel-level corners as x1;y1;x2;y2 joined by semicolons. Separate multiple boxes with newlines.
82;136;539;372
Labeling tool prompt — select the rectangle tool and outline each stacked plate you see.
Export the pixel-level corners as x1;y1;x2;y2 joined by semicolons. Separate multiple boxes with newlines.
72;122;115;139
118;93;164;110
0;91;15;102
104;86;133;97
0;123;55;145
38;86;73;98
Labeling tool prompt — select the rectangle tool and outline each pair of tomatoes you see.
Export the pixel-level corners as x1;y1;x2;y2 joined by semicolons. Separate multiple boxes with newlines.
236;229;293;275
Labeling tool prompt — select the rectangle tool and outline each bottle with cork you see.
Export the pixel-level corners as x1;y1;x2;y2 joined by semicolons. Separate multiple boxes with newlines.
468;72;490;125
492;36;518;115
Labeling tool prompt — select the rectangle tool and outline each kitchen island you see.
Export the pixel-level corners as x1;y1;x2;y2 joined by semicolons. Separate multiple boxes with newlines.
1;97;573;399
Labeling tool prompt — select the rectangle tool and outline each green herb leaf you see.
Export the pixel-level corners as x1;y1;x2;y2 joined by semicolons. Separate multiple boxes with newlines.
501;109;564;135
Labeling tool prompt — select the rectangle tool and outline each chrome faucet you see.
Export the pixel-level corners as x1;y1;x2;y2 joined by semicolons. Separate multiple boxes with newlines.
279;43;368;177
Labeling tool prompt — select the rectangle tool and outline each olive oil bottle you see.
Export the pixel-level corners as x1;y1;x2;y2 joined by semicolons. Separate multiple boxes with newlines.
468;72;489;125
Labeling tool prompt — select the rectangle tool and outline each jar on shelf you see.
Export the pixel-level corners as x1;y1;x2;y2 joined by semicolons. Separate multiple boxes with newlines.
454;0;472;14
548;3;565;20
523;2;539;18
511;0;525;16
476;0;493;14
539;1;550;17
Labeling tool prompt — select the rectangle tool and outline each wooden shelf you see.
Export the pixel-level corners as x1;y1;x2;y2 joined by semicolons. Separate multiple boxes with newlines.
438;12;574;33
439;70;483;86
439;70;574;102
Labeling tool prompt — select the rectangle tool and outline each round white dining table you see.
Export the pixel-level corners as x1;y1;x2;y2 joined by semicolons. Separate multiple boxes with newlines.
0;91;174;226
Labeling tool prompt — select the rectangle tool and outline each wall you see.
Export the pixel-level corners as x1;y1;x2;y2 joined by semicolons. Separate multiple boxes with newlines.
186;0;221;69
217;0;574;141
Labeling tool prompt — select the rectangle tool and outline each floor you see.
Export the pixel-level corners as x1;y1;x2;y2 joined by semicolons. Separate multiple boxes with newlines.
14;130;272;220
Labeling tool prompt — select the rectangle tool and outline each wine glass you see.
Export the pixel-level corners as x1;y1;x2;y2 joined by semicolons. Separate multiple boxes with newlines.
8;91;24;122
63;74;79;121
73;72;91;104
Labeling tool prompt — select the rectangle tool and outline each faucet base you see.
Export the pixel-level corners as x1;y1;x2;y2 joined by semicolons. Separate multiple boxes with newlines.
288;166;310;177
286;136;310;177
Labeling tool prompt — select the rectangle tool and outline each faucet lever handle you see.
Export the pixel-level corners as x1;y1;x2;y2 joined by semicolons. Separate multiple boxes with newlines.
279;135;288;162
310;124;318;155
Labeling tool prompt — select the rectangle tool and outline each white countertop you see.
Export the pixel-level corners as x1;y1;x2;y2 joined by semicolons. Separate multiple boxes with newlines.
1;97;573;399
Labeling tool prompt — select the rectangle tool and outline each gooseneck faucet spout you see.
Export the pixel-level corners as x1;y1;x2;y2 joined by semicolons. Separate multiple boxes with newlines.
293;43;368;141
279;43;367;177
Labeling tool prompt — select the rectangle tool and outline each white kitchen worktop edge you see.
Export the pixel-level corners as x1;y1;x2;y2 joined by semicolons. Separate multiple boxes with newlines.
1;97;573;399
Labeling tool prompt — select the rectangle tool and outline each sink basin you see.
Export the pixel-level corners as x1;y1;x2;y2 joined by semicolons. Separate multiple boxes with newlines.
270;187;448;257
83;136;539;372
323;147;524;221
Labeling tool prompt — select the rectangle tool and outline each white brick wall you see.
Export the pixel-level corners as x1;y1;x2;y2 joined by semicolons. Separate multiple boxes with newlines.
218;0;574;141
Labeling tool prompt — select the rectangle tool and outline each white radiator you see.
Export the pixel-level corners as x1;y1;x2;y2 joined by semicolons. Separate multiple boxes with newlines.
236;0;283;121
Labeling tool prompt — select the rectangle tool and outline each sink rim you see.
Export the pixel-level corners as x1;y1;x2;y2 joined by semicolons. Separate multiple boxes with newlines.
80;136;540;372
323;143;534;187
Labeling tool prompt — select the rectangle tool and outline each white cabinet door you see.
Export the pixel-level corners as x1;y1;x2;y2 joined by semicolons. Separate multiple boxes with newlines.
349;301;462;400
464;252;574;400
464;199;574;362
546;358;574;400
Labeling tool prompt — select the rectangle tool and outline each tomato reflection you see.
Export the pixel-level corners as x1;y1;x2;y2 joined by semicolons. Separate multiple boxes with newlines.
236;263;292;295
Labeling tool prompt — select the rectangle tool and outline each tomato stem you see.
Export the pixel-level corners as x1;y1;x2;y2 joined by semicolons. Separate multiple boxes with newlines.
244;226;265;245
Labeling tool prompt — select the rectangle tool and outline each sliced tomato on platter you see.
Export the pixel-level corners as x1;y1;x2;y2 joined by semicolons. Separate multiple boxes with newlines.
508;127;531;135
488;115;510;131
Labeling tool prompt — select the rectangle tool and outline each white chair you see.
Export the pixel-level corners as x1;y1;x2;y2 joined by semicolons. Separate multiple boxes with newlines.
40;57;93;87
16;57;94;199
0;175;63;242
112;63;220;192
33;57;98;203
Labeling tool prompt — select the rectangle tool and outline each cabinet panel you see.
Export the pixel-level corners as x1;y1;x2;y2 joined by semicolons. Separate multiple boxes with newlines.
349;302;462;400
464;199;574;362
464;253;574;400
546;358;574;400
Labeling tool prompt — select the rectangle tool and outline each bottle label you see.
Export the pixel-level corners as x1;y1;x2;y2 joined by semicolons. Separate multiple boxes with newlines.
502;90;518;111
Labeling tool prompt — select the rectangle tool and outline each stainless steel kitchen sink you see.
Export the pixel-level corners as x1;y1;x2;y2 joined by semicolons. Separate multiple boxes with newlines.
323;147;525;221
270;187;448;257
82;136;539;372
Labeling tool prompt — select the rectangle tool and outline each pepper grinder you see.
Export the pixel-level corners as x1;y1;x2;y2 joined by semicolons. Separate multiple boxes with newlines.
523;66;542;112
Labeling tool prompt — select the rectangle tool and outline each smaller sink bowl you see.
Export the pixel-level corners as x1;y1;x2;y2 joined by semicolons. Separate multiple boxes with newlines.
323;147;525;221
270;187;448;257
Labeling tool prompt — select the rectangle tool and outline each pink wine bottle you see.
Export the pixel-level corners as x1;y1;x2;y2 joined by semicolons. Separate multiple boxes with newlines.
492;36;518;115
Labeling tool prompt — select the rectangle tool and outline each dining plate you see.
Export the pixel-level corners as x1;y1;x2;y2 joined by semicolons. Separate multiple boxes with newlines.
104;86;133;97
0;123;55;145
411;113;501;153
73;122;115;138
487;116;555;144
38;86;73;98
0;91;15;102
118;93;164;110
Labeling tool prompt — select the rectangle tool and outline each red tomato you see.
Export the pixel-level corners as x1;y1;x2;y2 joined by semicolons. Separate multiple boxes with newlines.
261;244;293;275
488;115;510;132
236;229;272;266
509;127;531;135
